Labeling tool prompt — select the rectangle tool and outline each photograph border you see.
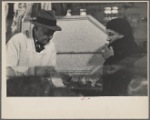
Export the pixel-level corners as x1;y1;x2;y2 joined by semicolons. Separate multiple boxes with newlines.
1;0;150;119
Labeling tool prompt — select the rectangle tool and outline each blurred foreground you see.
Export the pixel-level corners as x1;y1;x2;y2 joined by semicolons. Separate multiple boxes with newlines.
7;66;103;96
7;65;147;96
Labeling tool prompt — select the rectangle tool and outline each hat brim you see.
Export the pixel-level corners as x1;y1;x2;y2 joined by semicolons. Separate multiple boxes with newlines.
32;21;62;31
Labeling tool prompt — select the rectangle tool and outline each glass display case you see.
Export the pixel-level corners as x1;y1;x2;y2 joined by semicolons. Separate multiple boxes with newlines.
7;66;103;96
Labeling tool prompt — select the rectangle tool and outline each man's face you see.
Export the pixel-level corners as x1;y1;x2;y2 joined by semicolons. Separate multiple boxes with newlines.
34;26;55;46
106;29;124;44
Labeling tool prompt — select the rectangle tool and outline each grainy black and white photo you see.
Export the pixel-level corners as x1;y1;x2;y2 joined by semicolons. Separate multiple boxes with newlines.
5;1;148;97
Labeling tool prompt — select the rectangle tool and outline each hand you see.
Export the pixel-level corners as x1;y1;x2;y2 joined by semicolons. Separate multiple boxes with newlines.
101;44;114;59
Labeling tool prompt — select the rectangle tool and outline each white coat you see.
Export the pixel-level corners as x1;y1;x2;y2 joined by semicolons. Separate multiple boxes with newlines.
6;28;56;67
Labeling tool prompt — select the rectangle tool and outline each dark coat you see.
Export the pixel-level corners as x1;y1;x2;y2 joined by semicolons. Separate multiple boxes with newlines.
102;36;145;96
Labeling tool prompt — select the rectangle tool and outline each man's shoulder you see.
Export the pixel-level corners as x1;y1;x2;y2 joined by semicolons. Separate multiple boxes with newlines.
50;40;55;46
8;31;29;43
44;40;56;53
46;40;55;48
50;41;56;51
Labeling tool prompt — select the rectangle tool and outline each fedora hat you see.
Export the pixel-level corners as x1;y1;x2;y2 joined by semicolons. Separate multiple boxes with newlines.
31;9;61;31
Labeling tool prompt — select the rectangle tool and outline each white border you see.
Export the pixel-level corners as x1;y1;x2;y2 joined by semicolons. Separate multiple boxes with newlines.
147;0;150;99
1;1;149;119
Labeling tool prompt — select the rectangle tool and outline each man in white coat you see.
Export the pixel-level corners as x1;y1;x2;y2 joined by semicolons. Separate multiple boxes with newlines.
7;9;61;67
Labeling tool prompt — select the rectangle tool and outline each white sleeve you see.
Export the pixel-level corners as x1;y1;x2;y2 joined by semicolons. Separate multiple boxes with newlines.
6;35;19;66
7;66;29;77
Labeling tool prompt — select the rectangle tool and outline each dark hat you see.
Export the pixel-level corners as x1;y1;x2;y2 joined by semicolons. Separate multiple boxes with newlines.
31;9;61;31
106;18;133;36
